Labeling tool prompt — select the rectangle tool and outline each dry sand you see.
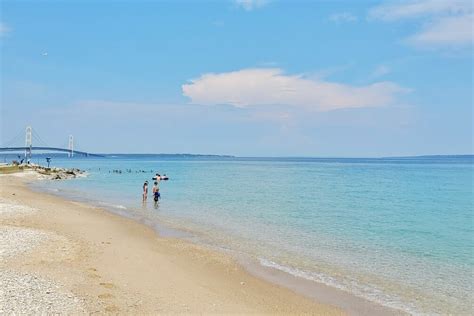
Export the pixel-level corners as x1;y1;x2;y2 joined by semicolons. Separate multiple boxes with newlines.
0;173;344;314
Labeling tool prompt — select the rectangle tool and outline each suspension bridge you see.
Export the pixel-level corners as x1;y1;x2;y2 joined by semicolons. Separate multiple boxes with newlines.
0;126;103;159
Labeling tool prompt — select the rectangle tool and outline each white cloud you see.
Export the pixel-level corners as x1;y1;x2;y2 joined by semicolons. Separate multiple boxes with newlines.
182;68;409;112
0;22;10;37
408;14;473;46
369;0;471;21
329;12;358;23
234;0;269;11
369;0;473;47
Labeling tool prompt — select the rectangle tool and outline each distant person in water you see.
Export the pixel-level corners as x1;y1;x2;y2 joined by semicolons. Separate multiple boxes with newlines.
142;181;148;201
153;173;169;181
152;173;161;188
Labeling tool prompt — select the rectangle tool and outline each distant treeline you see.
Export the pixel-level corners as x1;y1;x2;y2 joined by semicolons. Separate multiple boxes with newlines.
104;153;236;158
2;153;472;161
1;153;235;159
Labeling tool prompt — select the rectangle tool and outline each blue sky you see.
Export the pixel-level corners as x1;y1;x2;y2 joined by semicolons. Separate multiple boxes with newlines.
1;0;472;156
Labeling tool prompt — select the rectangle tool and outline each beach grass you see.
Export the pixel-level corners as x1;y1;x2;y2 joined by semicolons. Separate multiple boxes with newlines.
0;164;23;174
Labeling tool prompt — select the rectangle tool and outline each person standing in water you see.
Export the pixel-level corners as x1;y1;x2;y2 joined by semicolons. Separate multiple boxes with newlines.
142;181;149;201
152;181;160;205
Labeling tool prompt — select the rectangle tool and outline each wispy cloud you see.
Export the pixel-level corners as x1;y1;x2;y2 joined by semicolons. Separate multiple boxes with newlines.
234;0;269;11
329;12;358;23
369;0;473;48
369;0;470;20
370;65;391;79
408;14;473;46
0;22;10;37
182;68;409;112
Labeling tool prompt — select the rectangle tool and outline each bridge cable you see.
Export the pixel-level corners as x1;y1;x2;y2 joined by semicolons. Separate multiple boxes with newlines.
31;133;48;147
31;129;50;147
1;129;25;147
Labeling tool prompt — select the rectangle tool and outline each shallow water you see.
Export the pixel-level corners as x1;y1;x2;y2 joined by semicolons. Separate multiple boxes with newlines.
30;155;473;315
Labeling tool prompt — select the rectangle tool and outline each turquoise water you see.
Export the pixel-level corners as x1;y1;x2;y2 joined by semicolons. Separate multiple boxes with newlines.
32;156;473;314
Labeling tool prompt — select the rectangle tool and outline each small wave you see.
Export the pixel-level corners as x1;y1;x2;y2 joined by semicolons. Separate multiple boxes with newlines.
98;202;127;210
258;258;422;315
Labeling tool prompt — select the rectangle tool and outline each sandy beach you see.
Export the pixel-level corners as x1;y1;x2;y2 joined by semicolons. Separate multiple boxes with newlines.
0;171;346;314
2;0;472;314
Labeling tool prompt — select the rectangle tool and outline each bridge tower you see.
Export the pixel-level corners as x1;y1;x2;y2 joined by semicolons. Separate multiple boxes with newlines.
68;135;74;158
25;126;32;160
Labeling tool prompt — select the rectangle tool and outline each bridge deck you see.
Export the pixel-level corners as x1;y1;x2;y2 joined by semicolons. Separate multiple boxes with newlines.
0;146;103;157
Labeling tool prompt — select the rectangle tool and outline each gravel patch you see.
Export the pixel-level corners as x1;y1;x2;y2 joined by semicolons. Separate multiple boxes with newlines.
0;198;37;218
0;270;86;314
0;226;49;261
0;188;87;314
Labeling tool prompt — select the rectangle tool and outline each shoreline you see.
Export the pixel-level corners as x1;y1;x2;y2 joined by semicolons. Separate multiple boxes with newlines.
1;171;401;314
1;172;342;314
30;178;404;315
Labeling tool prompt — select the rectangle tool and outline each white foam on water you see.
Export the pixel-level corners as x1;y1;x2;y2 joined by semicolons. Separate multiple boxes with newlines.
98;201;127;210
258;257;424;316
75;171;88;178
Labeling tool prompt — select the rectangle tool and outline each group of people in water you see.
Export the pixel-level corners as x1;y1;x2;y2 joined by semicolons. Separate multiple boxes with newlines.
111;169;151;174
142;173;169;204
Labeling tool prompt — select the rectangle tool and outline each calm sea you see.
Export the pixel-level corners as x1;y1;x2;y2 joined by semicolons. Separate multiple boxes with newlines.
29;155;473;315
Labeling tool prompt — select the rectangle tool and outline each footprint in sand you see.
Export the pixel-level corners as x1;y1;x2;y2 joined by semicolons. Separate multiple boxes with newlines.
105;305;120;312
98;293;115;299
87;268;100;279
99;282;116;289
